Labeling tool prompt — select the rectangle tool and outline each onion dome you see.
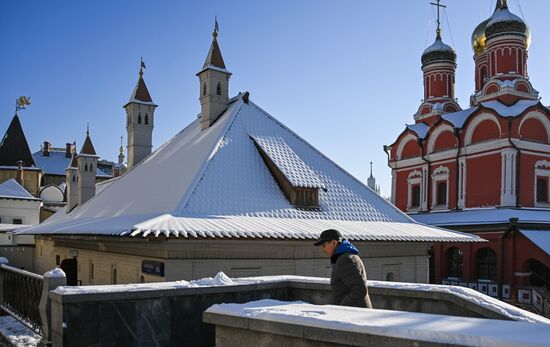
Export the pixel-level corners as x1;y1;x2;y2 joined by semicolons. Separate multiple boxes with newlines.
421;32;456;67
471;0;530;54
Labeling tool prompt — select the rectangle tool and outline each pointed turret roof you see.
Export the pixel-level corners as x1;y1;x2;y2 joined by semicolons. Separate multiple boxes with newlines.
0;113;35;167
79;127;97;156
198;19;230;75
125;61;156;107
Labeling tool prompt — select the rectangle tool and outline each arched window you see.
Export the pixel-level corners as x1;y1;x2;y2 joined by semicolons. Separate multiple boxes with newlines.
89;163;93;171
537;177;548;202
138;113;142;124
84;163;88;172
72;174;76;182
480;66;487;83
139;275;145;283
203;83;207;96
476;248;497;281
411;185;421;208
144;114;149;125
386;272;394;281
216;81;222;96
437;181;447;206
446;247;463;279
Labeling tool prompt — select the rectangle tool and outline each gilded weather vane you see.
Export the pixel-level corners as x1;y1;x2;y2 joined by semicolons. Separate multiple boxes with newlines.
15;96;31;113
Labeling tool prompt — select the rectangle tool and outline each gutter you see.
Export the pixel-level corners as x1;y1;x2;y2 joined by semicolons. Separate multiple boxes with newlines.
507;118;521;207
419;138;431;212
454;127;462;210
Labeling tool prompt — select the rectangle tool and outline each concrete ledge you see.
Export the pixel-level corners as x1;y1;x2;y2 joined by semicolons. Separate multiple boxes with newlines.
204;300;550;347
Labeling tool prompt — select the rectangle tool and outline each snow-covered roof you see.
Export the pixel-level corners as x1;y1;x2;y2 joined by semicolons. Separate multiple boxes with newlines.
481;99;539;117
20;96;481;243
406;123;429;139
411;208;550;227
519;229;550;256
0;179;38;200
33;149;110;177
0;223;32;233
441;107;478;128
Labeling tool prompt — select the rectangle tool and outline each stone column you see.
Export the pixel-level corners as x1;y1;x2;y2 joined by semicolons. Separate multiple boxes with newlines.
39;268;66;346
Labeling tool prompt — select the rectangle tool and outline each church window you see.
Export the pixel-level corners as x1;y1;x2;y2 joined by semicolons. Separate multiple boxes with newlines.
411;185;420;208
537;177;548;203
145;114;149;125
446;247;463;279
72;174;76;182
138;113;142;124
480;66;487;83
476;248;497;281
90;163;93;171
436;181;447;206
203;82;207;96
216;81;222;96
84;163;88;171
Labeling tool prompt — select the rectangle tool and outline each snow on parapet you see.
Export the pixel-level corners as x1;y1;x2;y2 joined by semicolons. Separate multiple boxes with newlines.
45;267;66;278
207;299;550;347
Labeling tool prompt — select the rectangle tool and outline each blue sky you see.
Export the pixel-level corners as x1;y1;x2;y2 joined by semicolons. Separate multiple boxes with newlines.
1;0;549;197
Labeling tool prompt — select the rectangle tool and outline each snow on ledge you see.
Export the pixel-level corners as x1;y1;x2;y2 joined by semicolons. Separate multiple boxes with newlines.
52;272;550;325
44;267;66;278
0;316;41;347
206;299;550;347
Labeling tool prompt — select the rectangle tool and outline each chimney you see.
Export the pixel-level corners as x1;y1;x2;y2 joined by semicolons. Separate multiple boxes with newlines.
43;141;51;157
16;160;24;185
65;143;72;158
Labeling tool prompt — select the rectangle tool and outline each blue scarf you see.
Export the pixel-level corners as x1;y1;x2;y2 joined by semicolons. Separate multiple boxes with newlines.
331;239;359;264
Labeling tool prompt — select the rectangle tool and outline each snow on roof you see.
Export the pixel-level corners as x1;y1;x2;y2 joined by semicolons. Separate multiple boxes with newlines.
411;208;550;227
33;149;110;177
0;179;37;200
519;229;550;256
0;223;32;233
250;135;325;189
406;123;429;139
19;96;480;243
206;299;550;346
441;107;478;128
481;99;539;117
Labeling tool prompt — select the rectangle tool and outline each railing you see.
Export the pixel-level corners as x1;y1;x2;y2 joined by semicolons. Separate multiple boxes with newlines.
0;263;44;333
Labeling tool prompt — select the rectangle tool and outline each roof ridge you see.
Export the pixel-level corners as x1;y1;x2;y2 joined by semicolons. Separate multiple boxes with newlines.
174;100;245;214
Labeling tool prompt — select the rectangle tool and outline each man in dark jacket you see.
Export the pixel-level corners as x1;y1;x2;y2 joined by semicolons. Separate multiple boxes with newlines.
314;229;373;308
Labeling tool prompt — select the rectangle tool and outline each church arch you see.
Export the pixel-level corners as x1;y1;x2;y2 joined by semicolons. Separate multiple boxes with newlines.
465;113;502;145
519;112;550;144
396;133;420;160
428;124;456;153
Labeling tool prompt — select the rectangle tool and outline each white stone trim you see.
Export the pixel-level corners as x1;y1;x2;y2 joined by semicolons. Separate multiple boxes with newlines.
534;160;550;207
431;166;450;210
396;134;419;160
465;113;502;146
500;150;517;207
518;111;550;144
428;124;456;154
458;157;467;209
391;170;397;205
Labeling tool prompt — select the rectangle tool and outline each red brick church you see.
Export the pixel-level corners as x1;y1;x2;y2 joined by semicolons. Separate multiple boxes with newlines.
386;0;550;314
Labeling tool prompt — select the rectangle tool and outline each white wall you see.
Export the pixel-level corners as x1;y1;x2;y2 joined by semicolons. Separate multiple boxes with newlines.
0;198;41;225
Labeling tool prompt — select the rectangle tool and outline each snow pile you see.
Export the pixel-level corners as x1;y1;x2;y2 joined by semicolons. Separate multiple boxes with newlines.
190;271;235;286
206;299;550;347
0;316;41;347
45;267;66;278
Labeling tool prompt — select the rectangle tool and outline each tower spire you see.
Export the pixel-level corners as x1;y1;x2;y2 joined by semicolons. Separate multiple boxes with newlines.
430;0;446;38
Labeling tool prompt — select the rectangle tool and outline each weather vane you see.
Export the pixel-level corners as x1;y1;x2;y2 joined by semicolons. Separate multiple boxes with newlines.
15;96;31;113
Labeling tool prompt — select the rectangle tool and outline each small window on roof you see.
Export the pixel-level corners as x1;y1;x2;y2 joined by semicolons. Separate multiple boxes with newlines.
12;218;22;225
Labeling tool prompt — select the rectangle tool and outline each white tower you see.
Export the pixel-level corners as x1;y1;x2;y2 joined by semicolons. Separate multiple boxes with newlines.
197;19;231;130
77;127;98;206
65;145;78;212
124;59;157;169
367;162;380;193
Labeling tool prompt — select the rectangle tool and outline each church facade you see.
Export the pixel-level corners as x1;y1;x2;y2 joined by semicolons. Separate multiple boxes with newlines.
387;1;550;309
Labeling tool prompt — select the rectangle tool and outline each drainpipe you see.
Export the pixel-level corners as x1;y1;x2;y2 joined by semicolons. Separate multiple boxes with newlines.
454;127;462;210
419;138;431;212
499;217;519;299
507;118;521;207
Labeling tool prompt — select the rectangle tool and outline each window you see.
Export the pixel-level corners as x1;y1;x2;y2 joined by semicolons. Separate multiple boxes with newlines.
89;262;94;281
138;113;142;124
386;272;394;281
12;219;22;225
90;163;93;171
537;177;548;202
72;174;76;182
84;163;88;172
144;114;149;125
411;185;420;208
139;275;145;283
216;82;222;96
56;255;61;266
203;82;207;96
295;188;319;208
446;247;463;279
436;181;447;206
112;267;117;284
476;248;497;281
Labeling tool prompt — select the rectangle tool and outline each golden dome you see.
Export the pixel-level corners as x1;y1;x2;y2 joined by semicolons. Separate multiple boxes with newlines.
471;1;531;54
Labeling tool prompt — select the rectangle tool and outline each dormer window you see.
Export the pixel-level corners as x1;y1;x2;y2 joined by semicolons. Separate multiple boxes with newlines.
251;135;325;209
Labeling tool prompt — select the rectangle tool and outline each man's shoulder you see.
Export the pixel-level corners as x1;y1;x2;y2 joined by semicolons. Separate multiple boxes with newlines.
335;252;361;265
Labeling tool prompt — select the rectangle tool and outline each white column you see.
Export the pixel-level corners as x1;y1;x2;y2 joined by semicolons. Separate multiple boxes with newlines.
391;170;397;205
500;150;516;206
458;158;466;209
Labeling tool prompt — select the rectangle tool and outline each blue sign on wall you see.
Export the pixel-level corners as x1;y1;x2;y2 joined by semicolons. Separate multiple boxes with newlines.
142;261;165;277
